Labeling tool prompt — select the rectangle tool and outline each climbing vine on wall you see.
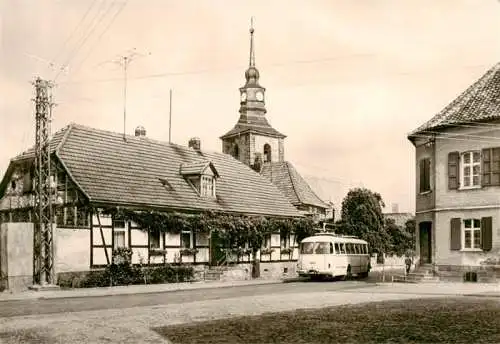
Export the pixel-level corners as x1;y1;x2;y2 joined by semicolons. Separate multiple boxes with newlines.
99;207;316;251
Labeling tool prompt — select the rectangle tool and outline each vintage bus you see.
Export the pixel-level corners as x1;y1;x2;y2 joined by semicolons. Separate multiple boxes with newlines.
297;233;371;280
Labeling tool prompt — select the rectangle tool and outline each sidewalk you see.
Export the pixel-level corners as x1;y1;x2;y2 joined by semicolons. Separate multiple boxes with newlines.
0;278;285;302
372;280;500;297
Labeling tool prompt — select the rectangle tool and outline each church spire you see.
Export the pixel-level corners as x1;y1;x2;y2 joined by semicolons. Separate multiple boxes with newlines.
249;17;255;67
244;17;260;86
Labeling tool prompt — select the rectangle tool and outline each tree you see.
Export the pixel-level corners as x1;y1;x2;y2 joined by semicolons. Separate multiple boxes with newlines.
385;218;415;257
337;188;390;255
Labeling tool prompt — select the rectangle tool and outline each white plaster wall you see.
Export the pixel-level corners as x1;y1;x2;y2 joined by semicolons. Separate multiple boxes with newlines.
55;227;90;273
92;214;112;226
435;208;500;266
435;127;500;208
130;229;147;246
253;136;280;163
166;233;180;246
92;226;112;246
1;222;33;291
93;247;112;265
196;247;209;262
132;247;149;264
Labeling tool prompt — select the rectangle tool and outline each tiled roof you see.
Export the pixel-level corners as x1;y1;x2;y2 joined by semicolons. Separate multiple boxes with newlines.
409;62;500;138
4;123;301;218
260;161;329;209
179;161;219;177
220;113;286;139
12;125;71;161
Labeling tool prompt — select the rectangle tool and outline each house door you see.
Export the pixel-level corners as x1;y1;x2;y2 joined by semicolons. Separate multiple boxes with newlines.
209;231;225;266
419;222;432;264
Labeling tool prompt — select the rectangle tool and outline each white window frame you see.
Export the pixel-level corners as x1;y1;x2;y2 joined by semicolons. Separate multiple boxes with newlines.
460;151;481;189
181;230;193;249
200;175;216;198
462;218;482;251
113;219;127;249
149;231;161;249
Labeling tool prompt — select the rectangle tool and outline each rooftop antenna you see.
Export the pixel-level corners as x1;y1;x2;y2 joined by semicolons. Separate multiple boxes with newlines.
98;48;151;141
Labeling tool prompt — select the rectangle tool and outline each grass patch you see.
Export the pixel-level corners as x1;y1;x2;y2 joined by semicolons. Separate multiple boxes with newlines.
0;328;53;344
154;297;500;343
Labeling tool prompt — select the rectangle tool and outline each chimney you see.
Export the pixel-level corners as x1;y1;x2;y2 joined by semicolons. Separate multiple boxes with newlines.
135;125;146;137
188;137;201;151
391;203;399;213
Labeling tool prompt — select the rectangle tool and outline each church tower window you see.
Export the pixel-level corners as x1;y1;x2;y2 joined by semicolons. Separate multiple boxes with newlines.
264;144;271;163
233;144;240;160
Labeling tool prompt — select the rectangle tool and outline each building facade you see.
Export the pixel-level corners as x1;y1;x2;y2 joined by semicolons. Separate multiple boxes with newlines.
408;62;500;281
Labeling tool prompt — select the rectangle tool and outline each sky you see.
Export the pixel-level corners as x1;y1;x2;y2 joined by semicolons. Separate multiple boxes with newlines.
1;0;500;214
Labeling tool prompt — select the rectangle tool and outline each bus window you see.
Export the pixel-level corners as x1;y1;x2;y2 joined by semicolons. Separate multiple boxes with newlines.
334;243;340;254
300;242;315;254
315;242;329;254
356;244;361;254
340;243;346;254
345;243;351;254
329;243;334;254
363;245;368;254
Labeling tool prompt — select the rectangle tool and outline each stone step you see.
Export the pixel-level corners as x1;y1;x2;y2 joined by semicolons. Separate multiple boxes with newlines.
392;274;440;283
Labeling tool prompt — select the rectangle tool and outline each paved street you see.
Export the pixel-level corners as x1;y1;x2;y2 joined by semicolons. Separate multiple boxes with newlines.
0;280;370;318
0;280;499;344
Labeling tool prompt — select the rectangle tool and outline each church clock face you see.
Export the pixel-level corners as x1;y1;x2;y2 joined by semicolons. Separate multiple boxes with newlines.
240;92;247;102
256;91;264;101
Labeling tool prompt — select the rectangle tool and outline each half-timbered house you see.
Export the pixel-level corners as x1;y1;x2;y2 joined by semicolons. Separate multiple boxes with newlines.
0;123;304;289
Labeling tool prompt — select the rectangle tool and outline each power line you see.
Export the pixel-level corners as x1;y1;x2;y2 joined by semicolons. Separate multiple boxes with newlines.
50;0;100;66
66;0;128;80
55;0;117;81
59;55;491;86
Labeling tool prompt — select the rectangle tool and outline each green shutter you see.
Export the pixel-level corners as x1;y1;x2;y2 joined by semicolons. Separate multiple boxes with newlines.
448;152;459;190
481;217;492;251
450;218;461;250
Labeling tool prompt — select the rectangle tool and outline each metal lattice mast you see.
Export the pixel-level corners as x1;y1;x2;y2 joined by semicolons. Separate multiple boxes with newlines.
33;77;55;286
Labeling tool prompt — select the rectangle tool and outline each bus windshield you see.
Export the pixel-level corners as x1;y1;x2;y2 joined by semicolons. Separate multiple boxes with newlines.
300;242;330;254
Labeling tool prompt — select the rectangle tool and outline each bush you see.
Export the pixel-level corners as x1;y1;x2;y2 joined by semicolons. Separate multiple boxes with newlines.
65;264;195;288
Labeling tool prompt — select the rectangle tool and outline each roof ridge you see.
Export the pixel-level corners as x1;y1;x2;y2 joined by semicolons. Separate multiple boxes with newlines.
286;161;329;208
55;123;75;153
285;161;304;205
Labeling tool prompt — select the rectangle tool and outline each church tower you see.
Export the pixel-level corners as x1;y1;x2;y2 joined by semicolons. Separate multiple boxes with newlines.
220;18;285;170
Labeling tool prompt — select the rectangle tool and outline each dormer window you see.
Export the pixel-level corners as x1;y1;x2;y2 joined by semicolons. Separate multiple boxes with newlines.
180;160;219;198
201;175;215;197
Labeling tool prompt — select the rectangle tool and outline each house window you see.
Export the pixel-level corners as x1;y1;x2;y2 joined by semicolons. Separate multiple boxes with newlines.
463;219;481;250
113;231;126;248
263;144;271;163
461;151;481;188
113;218;126;248
201;176;215;197
181;230;192;248
150;231;161;249
419;158;431;193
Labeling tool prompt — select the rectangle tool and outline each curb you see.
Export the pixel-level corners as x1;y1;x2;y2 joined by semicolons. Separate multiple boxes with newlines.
0;279;287;302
